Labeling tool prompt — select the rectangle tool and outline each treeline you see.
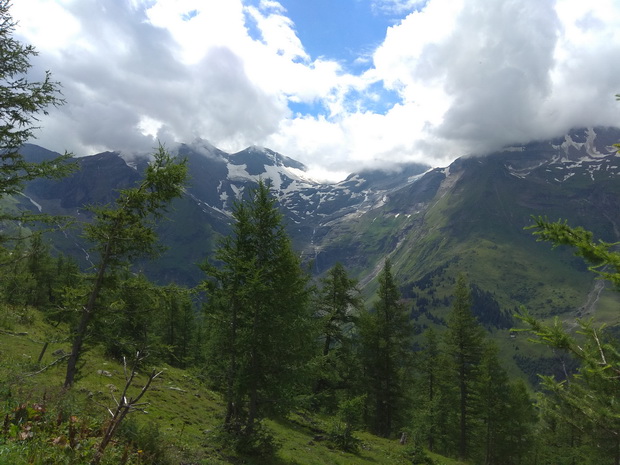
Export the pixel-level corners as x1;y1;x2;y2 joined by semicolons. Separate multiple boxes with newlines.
0;232;198;368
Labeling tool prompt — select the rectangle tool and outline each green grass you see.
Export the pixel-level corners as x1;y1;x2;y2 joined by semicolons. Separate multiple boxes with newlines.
0;303;464;465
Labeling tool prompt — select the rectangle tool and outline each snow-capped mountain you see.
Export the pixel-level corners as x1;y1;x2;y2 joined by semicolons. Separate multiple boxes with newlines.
504;126;620;182
18;126;620;318
177;139;429;226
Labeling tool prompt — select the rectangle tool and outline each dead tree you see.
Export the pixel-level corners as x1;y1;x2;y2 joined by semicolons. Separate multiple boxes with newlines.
91;352;162;465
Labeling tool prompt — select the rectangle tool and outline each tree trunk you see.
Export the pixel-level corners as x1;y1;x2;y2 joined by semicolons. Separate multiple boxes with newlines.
459;362;467;461
245;300;261;438
64;256;108;388
225;299;238;428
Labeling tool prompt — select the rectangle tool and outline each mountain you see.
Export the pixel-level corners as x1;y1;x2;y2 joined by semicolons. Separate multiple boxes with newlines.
317;127;620;331
19;139;430;285
18;127;620;327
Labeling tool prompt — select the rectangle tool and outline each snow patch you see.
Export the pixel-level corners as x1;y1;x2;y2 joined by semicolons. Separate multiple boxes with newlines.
20;193;42;212
227;162;250;180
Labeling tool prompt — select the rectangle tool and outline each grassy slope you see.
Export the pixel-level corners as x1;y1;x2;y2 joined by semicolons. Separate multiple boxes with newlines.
0;305;464;465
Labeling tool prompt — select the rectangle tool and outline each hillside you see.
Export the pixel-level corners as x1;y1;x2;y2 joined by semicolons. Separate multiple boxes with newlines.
316;127;620;316
0;304;462;465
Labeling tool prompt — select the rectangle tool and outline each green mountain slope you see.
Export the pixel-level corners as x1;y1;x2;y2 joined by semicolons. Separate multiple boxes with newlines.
318;128;620;327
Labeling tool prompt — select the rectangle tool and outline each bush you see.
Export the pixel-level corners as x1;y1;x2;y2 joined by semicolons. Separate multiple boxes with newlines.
405;444;435;465
327;395;365;453
215;420;281;458
119;419;173;465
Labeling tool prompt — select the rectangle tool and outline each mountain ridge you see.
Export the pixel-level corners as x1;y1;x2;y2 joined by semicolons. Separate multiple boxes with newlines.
18;127;620;327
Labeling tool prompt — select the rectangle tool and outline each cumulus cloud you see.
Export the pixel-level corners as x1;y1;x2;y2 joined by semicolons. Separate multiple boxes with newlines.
431;0;560;151
372;0;620;157
10;0;620;180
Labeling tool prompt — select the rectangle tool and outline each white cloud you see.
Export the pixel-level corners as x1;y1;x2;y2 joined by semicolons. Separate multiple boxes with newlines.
10;0;620;181
244;2;308;61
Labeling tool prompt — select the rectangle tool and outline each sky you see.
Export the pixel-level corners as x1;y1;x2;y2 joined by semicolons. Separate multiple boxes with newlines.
11;0;620;181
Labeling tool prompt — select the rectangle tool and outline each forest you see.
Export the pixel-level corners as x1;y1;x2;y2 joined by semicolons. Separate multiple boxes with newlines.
1;1;620;464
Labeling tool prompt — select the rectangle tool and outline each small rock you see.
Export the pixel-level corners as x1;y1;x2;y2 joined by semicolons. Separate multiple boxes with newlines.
167;386;186;392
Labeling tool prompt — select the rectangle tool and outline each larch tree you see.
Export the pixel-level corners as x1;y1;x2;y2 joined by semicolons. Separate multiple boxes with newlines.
444;273;485;461
458;340;536;465
157;283;196;368
314;262;363;409
0;0;73;228
63;145;187;388
521;217;620;465
359;258;413;437
202;179;314;451
412;327;448;453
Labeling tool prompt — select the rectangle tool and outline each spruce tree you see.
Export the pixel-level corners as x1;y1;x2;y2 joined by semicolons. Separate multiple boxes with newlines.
359;258;413;437
202;180;313;450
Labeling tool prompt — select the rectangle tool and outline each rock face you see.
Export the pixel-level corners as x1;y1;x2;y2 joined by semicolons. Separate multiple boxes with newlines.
19;127;620;320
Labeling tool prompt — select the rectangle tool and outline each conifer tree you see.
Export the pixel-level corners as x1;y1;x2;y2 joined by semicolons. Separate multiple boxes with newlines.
412;327;452;453
444;274;485;461
502;379;536;465
523;217;620;464
102;273;159;361
158;284;196;368
63;145;187;388
462;341;536;465
24;233;55;307
0;0;73;229
359;258;413;437
314;262;363;409
202;180;313;450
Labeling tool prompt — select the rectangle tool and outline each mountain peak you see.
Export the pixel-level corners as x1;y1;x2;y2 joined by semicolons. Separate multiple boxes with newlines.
231;146;308;173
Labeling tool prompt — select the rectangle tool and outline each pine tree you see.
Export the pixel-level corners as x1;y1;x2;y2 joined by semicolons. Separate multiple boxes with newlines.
444;274;485;461
202;180;314;451
359;258;413;437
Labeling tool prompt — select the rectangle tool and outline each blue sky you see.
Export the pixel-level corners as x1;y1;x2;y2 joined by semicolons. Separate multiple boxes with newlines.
271;1;389;67
12;0;620;181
